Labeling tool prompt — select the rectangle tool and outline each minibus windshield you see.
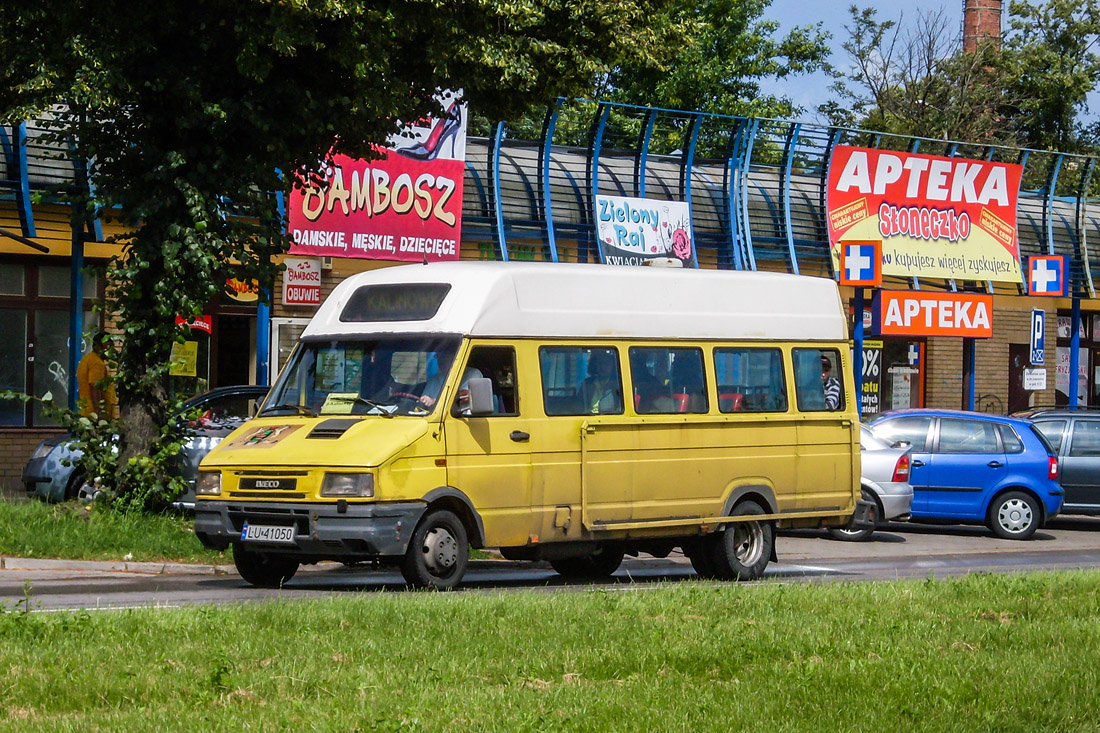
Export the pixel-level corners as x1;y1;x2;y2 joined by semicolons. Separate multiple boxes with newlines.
263;335;461;417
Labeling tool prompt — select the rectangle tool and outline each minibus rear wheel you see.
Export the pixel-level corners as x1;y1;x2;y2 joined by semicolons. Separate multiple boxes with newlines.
401;509;469;590
549;546;624;578
233;545;299;588
708;501;774;581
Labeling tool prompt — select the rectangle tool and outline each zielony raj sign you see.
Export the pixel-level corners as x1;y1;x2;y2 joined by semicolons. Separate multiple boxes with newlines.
594;195;695;267
282;257;322;306
871;290;994;338
827;145;1023;283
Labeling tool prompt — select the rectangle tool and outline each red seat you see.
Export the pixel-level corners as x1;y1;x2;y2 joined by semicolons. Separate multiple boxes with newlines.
672;393;690;413
719;392;744;412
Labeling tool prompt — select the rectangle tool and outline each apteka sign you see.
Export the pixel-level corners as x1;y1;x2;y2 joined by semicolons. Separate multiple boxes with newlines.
828;146;1023;283
871;290;993;338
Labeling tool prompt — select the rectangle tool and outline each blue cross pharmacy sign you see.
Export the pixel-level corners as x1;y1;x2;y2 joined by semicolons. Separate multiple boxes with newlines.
1031;308;1045;365
838;240;881;287
1027;254;1069;297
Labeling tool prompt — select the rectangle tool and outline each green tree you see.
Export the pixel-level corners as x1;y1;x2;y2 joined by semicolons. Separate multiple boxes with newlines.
596;0;832;119
1002;0;1100;152
0;0;674;511
822;5;1019;145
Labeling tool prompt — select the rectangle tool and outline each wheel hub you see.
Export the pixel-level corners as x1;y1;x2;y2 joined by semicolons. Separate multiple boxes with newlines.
421;527;458;574
733;521;764;565
998;499;1033;534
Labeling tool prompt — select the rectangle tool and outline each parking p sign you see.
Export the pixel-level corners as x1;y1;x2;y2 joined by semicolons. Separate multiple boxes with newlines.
1031;309;1045;365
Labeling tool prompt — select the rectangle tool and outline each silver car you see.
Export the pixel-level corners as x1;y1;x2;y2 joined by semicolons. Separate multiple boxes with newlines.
828;425;914;541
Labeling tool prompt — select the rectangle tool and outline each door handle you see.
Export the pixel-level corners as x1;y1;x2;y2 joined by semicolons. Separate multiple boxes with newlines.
987;460;1004;468
912;459;926;468
509;430;530;442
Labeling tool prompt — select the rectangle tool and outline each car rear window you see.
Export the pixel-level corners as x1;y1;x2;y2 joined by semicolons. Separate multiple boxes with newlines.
1029;424;1058;455
1032;420;1065;453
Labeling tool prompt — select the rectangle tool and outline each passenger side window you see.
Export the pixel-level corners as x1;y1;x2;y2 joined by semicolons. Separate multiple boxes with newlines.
873;416;931;452
712;348;787;413
629;347;707;414
1069;420;1100;457
793;348;844;412
539;346;623;416
938;418;1000;454
453;345;518;416
1034;420;1066;453
998;425;1024;454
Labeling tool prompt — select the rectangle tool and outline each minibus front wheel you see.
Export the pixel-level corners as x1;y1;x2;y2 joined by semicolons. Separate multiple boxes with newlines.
708;501;774;581
401;509;469;590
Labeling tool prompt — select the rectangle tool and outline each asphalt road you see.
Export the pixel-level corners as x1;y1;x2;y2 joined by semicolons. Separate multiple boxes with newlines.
4;515;1100;612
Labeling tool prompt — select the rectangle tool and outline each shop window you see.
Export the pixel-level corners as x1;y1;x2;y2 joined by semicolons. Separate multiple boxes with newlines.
712;347;786;413
0;261;101;427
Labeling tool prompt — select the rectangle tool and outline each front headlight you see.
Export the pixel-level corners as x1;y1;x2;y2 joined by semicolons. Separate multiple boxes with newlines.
31;442;56;460
320;473;375;498
196;471;222;496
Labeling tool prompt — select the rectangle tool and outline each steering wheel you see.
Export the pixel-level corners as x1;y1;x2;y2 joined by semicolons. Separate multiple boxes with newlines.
390;392;421;401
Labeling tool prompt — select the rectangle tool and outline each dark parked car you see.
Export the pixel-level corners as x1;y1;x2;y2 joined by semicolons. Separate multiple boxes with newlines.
869;409;1063;540
1015;407;1100;516
21;385;268;508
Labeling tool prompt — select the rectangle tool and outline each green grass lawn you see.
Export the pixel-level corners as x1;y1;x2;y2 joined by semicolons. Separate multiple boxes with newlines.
0;498;228;565
2;571;1099;731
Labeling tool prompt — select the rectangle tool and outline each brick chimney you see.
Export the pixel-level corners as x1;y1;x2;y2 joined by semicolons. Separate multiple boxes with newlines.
963;0;1003;52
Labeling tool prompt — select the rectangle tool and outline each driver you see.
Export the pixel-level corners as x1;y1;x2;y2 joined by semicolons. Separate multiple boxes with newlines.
418;366;483;409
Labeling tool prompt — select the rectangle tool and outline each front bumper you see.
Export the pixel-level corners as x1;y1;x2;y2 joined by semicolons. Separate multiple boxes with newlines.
194;500;426;560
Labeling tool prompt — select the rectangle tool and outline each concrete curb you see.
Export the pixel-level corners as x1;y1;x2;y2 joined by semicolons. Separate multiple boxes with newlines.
0;555;535;576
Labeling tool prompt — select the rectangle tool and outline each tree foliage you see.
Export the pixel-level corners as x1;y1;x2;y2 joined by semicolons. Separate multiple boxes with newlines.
0;0;676;511
823;0;1100;152
594;0;832;119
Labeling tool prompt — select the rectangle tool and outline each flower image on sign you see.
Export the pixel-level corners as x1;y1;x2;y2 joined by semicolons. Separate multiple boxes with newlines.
827;146;1023;283
288;90;465;263
595;195;695;267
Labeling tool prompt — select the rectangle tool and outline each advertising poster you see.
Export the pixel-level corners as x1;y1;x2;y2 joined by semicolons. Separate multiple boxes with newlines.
594;195;696;267
827;146;1023;283
860;339;883;417
282;257;323;307
288;91;466;262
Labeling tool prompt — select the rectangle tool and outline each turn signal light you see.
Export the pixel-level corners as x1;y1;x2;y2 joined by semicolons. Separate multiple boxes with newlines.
892;453;911;482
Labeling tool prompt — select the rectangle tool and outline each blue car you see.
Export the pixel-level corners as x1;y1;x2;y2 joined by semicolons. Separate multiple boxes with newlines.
869;409;1063;540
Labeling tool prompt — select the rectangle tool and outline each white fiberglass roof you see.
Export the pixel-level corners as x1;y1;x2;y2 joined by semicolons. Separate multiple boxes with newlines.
301;261;848;342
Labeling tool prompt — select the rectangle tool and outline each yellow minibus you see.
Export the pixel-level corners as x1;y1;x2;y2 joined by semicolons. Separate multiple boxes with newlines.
195;262;870;589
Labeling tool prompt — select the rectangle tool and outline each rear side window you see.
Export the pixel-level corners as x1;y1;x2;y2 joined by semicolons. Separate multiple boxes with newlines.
873;416;932;452
1069;420;1100;457
938;418;1000;454
712;348;787;413
998;425;1024;453
1033;420;1066;453
793;348;844;412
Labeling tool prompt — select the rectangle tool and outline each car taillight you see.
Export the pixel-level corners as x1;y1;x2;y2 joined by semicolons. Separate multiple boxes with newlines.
892;453;911;482
1048;455;1059;481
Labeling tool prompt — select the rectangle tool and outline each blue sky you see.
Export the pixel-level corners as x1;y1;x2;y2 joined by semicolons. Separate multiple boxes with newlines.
759;0;964;121
760;0;1098;125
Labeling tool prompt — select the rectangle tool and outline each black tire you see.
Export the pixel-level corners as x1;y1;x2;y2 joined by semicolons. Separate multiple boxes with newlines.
708;500;774;581
827;490;880;542
988;490;1041;540
549;546;625;578
64;471;85;502
683;540;716;579
233;545;299;588
401;510;469;590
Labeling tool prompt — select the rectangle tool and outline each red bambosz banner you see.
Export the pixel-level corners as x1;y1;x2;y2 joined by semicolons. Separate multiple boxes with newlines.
287;151;463;262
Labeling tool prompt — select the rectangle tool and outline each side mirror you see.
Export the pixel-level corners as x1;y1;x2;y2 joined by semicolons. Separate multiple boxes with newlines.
465;377;495;416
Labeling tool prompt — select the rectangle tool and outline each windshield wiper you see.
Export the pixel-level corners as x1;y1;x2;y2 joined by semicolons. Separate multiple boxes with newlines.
328;395;395;418
258;403;316;417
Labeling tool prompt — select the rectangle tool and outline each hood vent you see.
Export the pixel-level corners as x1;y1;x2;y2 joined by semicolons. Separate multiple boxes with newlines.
307;418;360;439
